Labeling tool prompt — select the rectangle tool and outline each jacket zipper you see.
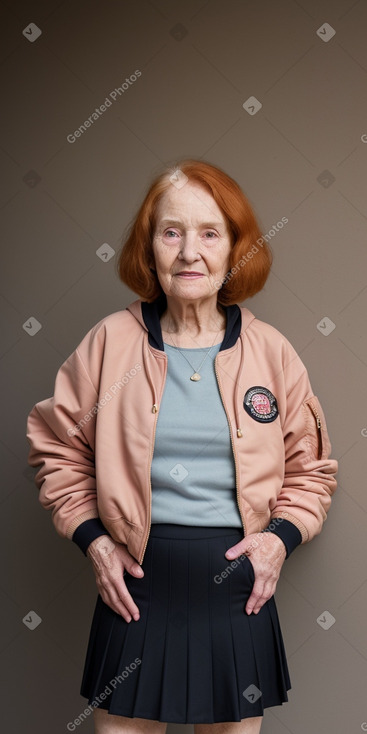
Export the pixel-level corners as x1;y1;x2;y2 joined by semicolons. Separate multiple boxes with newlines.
139;403;159;565
214;356;247;536
139;355;247;563
309;402;323;460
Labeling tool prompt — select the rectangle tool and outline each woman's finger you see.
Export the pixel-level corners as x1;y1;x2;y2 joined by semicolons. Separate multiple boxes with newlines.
246;573;279;614
245;579;264;615
112;575;142;620
87;538;144;620
95;564;142;621
99;581;135;621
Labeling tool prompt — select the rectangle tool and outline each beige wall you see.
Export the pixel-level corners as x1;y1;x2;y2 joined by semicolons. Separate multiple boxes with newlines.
1;0;366;732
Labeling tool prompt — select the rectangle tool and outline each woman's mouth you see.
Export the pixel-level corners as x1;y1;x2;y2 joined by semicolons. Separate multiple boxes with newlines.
175;272;205;279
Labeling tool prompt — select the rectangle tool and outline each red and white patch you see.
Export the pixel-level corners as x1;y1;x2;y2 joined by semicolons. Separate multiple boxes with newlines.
243;386;279;423
251;393;271;415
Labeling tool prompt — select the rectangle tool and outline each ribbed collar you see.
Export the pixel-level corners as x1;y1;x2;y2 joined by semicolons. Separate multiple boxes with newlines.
141;291;242;352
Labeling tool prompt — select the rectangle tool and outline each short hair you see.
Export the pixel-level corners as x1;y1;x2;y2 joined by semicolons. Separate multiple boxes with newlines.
116;159;273;305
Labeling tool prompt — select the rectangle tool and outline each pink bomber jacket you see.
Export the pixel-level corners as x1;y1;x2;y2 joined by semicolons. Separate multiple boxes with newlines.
26;292;338;565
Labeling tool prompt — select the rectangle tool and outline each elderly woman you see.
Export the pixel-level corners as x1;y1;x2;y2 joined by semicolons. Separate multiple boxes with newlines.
26;159;338;734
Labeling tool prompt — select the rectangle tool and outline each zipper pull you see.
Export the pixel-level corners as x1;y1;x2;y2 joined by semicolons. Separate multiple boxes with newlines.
152;404;158;413
237;428;243;438
311;405;322;459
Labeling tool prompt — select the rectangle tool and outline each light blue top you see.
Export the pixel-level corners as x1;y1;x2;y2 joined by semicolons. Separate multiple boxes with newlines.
150;341;243;527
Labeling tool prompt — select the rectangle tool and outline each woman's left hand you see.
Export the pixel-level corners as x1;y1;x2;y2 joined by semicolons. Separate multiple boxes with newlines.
225;532;287;615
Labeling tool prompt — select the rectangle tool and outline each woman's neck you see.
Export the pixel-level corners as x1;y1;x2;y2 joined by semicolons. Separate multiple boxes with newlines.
160;297;227;348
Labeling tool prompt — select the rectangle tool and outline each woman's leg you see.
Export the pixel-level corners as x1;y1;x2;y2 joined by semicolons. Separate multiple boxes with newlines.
194;716;263;734
93;707;167;733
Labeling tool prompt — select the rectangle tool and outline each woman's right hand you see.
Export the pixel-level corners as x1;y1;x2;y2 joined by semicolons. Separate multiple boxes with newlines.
86;534;144;622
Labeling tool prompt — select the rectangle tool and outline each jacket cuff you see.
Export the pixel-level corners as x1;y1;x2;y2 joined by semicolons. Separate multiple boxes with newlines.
72;518;111;556
263;519;302;559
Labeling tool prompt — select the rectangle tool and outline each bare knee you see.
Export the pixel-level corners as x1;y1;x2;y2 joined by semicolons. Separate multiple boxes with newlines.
93;706;167;733
194;716;263;734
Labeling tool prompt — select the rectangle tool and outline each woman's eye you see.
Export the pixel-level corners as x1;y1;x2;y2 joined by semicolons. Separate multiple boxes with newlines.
162;229;217;239
164;230;178;238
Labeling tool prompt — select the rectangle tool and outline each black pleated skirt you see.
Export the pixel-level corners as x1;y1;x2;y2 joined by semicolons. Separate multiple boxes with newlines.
80;524;291;724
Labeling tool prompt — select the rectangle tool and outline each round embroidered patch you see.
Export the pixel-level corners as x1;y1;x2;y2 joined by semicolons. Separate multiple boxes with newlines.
243;386;279;423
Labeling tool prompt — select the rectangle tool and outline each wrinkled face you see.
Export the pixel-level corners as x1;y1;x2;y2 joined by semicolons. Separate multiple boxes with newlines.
151;181;233;302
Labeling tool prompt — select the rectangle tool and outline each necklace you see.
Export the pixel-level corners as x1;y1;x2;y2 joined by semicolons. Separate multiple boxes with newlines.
162;319;224;381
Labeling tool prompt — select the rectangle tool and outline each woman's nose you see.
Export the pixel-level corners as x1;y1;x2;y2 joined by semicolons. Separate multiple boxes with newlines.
178;233;201;260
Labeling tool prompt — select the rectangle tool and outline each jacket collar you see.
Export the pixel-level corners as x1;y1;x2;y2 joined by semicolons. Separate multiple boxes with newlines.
140;291;242;352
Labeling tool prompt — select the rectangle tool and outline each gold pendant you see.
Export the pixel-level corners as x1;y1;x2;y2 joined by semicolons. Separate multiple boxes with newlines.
190;372;201;381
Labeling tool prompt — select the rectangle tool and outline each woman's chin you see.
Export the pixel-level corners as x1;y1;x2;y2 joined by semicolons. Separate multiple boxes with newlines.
164;281;217;301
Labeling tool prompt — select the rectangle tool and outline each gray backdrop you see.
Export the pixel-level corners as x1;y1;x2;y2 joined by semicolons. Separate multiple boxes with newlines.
1;0;366;732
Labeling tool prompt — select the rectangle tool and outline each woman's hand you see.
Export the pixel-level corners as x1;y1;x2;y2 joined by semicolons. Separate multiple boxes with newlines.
87;535;144;622
225;532;287;615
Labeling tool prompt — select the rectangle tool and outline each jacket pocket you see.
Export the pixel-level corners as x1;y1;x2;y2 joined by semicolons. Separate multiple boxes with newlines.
303;395;331;461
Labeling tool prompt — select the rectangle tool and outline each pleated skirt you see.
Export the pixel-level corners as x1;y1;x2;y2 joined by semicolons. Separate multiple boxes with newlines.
80;524;291;724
